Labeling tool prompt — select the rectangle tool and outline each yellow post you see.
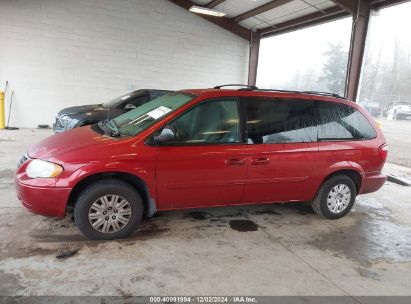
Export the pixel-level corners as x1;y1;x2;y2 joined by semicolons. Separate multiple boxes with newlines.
0;91;5;129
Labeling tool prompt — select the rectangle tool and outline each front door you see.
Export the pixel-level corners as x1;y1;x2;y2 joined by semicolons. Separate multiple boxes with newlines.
242;97;319;203
154;97;247;210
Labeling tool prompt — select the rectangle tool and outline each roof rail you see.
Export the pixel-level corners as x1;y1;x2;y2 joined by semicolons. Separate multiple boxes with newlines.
213;84;258;90
300;90;347;99
255;88;347;100
212;85;347;99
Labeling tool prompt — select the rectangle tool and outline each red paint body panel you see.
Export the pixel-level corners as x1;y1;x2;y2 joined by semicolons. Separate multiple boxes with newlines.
15;89;387;218
156;145;247;209
359;172;386;194
243;142;318;203
16;181;70;217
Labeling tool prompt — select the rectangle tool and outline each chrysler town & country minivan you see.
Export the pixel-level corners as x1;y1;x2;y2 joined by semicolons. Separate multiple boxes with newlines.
15;86;387;240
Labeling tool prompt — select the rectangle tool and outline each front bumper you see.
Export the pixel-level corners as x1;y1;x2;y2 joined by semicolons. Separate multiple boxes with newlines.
15;177;71;217
359;172;387;194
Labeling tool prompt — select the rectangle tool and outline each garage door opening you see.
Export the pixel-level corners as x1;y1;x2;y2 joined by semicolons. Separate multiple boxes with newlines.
256;18;352;95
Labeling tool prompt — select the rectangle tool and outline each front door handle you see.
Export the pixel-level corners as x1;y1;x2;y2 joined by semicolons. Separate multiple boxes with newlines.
251;157;269;165
225;158;246;166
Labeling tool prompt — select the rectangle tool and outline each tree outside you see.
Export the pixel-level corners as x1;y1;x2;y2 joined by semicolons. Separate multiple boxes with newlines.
318;42;348;96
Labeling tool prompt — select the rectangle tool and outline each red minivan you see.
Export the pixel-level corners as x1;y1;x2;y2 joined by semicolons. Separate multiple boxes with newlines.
15;86;388;240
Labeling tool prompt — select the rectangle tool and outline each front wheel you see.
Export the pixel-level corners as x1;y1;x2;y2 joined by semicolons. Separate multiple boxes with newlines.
311;175;357;219
74;179;143;240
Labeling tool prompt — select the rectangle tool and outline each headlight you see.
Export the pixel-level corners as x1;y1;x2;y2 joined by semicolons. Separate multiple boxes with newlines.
26;159;63;178
59;115;72;126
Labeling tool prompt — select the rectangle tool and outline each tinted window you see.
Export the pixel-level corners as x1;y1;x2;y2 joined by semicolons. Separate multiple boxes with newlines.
167;98;240;144
129;94;150;107
317;101;376;141
245;98;317;144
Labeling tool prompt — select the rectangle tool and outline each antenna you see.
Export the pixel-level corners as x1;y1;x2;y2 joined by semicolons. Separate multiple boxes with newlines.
106;98;110;121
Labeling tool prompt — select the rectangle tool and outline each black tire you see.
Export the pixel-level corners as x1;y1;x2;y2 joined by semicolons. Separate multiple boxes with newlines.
74;179;143;240
311;175;357;219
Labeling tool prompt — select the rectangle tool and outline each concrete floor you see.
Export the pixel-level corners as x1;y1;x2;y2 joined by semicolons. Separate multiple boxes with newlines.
1;129;411;296
379;117;411;167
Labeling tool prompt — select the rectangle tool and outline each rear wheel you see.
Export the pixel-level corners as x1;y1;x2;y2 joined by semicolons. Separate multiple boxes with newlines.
311;175;356;219
74;179;143;240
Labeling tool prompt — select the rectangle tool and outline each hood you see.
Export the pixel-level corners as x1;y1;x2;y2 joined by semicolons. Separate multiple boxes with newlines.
57;104;123;122
28;125;116;159
58;104;104;116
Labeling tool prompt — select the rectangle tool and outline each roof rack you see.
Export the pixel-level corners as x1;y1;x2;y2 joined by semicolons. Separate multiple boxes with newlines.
213;84;258;90
212;84;347;100
257;89;347;100
300;91;347;99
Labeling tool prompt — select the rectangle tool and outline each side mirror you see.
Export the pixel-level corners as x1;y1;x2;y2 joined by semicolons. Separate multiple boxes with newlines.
124;104;136;111
153;126;176;143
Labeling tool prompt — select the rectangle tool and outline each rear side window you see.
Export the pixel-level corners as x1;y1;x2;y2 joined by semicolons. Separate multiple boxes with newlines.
245;98;317;144
317;101;376;141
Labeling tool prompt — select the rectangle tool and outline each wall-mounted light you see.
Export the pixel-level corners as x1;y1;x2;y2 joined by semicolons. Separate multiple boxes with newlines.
189;5;226;17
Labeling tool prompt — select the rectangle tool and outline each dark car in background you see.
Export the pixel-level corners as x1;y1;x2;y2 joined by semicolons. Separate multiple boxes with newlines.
53;89;171;133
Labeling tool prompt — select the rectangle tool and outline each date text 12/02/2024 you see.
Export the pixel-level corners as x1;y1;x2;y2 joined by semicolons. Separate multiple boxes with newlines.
149;297;257;303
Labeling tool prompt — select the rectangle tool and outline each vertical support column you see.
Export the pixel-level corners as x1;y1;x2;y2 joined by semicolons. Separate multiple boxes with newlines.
0;91;5;129
345;0;371;101
248;30;261;86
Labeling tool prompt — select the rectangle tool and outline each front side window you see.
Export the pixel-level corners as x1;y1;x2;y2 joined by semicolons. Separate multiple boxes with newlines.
112;92;196;137
245;98;317;144
317;101;376;141
165;98;240;144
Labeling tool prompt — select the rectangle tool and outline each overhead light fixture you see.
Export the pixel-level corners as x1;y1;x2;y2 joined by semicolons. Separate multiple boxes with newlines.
189;5;226;17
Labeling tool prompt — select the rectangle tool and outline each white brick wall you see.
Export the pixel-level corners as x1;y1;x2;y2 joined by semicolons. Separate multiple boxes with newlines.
0;0;249;127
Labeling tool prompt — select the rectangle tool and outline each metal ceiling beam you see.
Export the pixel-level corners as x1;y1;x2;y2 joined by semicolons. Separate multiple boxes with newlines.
330;0;357;14
345;0;371;100
233;0;292;23
206;0;226;8
371;0;411;9
168;0;252;40
260;6;347;38
248;31;261;86
262;11;349;37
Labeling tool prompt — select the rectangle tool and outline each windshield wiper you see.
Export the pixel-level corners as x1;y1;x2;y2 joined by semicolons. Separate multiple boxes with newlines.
99;120;120;137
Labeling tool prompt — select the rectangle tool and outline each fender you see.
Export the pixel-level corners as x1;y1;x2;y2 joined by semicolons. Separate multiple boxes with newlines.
324;161;365;179
57;160;158;216
307;160;364;200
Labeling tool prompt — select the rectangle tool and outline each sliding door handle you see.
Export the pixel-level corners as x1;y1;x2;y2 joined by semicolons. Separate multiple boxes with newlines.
225;158;246;166
251;157;269;165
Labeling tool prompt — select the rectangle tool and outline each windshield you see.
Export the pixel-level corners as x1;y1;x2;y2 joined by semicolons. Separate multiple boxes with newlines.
103;92;140;108
112;92;196;137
